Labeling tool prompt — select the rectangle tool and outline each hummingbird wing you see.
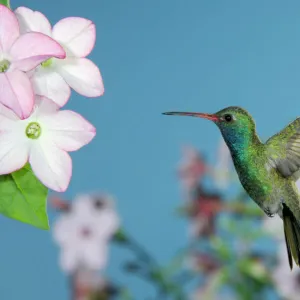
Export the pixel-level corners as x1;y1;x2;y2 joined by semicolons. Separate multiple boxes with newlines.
265;117;300;180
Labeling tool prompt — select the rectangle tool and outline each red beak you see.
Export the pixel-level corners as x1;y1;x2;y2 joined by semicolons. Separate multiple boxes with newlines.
162;111;219;121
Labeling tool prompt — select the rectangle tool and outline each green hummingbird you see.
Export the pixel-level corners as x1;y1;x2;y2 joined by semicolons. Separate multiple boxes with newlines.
163;106;300;269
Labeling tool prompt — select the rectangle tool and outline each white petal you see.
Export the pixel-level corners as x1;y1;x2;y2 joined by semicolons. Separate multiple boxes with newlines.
94;209;120;240
72;194;94;216
0;131;28;174
53;215;77;246
31;69;71;107
0;102;19;124
14;7;52;35
40;110;96;151
60;246;80;273
52;17;96;57
57;58;104;97
82;242;108;271
29;141;72;192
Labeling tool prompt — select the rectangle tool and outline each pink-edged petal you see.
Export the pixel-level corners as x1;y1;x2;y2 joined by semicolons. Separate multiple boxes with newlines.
14;7;52;36
52;17;96;57
0;5;19;52
33;95;60;119
0;131;29;175
29;141;72;192
31;69;71;107
0;71;34;119
0;102;19;124
10;32;66;72
41;110;96;151
57;58;104;97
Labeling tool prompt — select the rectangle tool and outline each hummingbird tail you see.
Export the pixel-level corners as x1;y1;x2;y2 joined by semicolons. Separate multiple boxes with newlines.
282;202;300;270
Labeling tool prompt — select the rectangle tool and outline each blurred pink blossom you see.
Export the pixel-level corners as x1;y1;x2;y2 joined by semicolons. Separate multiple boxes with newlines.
53;193;120;274
178;146;208;191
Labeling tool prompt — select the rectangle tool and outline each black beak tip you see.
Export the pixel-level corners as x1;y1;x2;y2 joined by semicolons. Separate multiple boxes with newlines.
162;112;173;115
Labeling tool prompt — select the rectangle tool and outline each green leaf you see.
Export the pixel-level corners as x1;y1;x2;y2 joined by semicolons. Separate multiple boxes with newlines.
0;0;10;8
0;164;49;230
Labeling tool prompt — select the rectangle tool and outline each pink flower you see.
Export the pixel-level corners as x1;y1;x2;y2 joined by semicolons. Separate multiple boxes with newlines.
0;96;96;192
0;5;65;119
15;7;104;107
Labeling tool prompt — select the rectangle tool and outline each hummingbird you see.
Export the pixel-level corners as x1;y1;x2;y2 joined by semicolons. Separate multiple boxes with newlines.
163;106;300;269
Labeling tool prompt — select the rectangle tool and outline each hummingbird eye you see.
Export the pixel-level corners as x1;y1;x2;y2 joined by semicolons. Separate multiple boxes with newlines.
223;114;234;122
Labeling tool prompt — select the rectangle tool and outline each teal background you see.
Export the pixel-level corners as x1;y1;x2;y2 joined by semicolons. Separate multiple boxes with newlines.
2;0;300;298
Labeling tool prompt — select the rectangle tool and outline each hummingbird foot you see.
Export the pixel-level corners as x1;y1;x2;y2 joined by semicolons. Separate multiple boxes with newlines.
264;208;275;218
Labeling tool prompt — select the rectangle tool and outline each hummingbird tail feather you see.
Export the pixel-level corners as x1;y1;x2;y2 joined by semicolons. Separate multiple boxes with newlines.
282;203;300;269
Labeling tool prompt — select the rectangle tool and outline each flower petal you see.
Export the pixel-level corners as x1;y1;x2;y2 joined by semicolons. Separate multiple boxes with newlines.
0;5;19;52
14;7;52;36
57;58;104;97
52;17;96;57
41;109;96;151
60;246;79;273
0;131;28;174
72;194;95;217
94;209;120;240
82;242;108;271
53;215;79;246
29;141;72;192
0;102;19;123
30;69;71;107
10;32;66;72
0;71;34;119
34;95;60;117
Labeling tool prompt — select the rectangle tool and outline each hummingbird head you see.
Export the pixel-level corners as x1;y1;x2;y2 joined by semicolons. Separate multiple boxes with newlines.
163;106;257;148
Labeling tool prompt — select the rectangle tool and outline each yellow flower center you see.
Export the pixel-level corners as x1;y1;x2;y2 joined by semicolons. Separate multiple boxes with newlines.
41;58;53;68
26;122;41;139
0;59;10;73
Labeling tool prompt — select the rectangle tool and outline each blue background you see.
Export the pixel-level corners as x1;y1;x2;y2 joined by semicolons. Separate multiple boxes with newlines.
3;0;300;299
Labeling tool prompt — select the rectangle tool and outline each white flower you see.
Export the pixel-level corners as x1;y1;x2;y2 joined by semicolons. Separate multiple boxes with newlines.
0;95;95;192
15;7;104;107
53;193;120;274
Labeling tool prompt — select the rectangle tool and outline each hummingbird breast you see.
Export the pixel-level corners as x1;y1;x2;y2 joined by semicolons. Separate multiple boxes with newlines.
230;144;286;215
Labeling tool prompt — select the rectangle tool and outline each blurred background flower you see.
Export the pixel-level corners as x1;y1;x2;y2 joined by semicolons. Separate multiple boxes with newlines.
53;193;119;274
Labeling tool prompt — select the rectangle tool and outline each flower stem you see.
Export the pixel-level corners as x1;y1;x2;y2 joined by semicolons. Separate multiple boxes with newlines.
126;235;158;267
